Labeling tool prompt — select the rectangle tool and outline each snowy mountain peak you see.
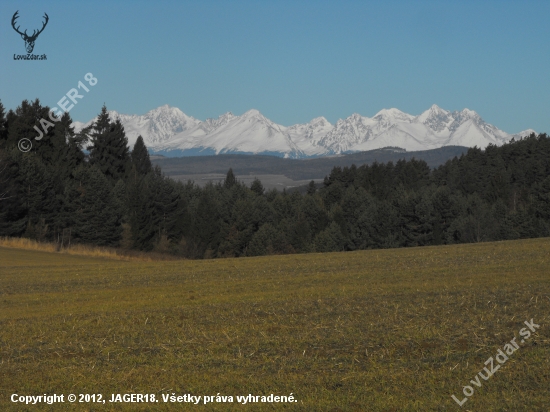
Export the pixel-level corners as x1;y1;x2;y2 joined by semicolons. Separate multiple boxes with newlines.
145;104;195;123
417;104;450;121
149;104;176;113
200;112;236;132
428;104;447;113
309;116;331;126
72;105;535;158
416;104;454;133
373;108;415;126
242;109;262;118
374;107;409;118
449;108;482;130
213;111;235;123
460;108;478;117
517;129;537;138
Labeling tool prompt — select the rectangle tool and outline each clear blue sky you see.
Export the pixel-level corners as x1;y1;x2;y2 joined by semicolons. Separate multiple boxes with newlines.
1;0;549;134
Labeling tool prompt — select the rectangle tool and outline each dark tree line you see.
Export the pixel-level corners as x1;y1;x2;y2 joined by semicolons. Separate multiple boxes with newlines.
1;98;549;258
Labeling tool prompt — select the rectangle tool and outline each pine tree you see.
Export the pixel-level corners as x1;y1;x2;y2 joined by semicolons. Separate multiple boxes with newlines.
224;168;236;189
127;173;156;251
112;179;128;222
5;100;42;153
247;223;290;256
56;112;85;180
0;149;27;236
313;222;346;252
340;186;369;249
307;180;317;195
532;176;550;221
69;166;123;246
250;178;264;196
190;185;221;258
152;172;183;247
88;105;130;181
17;153;57;241
131;135;152;176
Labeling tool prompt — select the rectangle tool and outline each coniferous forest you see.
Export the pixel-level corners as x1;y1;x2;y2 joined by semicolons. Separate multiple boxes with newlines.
1;99;550;259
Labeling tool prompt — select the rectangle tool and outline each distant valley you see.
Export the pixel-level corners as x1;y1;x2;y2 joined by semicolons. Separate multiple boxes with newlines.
151;146;469;190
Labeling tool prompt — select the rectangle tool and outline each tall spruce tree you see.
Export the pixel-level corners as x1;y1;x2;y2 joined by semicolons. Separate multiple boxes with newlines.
0;149;27;236
250;178;264;196
131;135;152;176
224;168;236;189
88;105;130;181
128;177;156;250
56;112;85;180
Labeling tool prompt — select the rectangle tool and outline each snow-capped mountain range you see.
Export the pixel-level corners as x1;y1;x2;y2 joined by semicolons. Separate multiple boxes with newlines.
72;104;535;158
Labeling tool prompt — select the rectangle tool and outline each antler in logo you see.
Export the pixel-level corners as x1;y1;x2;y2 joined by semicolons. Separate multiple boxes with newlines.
11;11;49;54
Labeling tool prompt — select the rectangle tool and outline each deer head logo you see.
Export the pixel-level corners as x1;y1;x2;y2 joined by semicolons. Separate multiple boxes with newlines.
11;11;49;54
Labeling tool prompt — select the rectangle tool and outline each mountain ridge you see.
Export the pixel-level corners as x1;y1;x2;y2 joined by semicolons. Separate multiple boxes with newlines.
72;105;535;159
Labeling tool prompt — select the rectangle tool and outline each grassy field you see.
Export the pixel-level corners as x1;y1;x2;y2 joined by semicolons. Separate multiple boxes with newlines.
0;239;549;411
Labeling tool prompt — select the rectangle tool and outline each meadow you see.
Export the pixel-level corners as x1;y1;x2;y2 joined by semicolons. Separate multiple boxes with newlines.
0;238;549;411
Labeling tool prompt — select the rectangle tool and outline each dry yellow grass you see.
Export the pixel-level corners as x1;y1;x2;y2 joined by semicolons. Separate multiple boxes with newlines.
0;238;549;411
0;237;178;262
